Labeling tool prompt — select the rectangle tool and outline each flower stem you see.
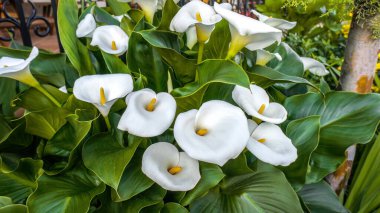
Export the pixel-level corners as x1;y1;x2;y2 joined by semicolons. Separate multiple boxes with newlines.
197;42;205;64
103;115;111;130
35;85;62;107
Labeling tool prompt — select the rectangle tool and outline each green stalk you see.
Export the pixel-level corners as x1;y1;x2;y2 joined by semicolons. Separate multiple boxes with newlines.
103;115;111;130
197;42;205;64
35;85;62;107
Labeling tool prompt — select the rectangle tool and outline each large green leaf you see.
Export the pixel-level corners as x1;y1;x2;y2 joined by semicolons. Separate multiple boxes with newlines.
106;0;131;16
0;117;12;144
222;153;253;177
162;203;189;213
158;0;180;31
0;196;28;213
268;42;304;77
0;78;16;115
101;51;131;74
282;116;320;191
58;0;94;76
26;165;105;213
298;181;348;213
203;20;231;59
190;169;303;213
0;158;43;203
172;59;250;112
111;150;154;202
82;133;141;190
246;65;316;89
122;184;166;212
93;6;120;26
284;92;380;183
0;47;67;86
127;31;168;92
181;163;225;206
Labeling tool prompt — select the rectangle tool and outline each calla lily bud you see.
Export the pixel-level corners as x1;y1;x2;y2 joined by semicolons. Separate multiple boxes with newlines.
90;25;129;55
170;0;222;48
73;74;133;116
251;10;296;31
214;2;282;59
142;142;201;191
301;57;329;76
118;89;177;137
174;100;250;166
232;84;287;124
76;14;97;38
246;120;297;166
0;47;40;87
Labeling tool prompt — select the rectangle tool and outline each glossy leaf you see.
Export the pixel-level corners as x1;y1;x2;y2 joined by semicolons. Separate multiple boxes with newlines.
26;165;105;213
58;0;95;75
268;42;304;77
93;6;120;26
0;158;43;203
106;0;131;16
101;51;131;74
82;133;141;190
190;169;303;213
284;92;380;183
203;20;231;59
162;203;189;213
158;0;180;31
298;181;348;213
222;153;253;177
122;184;166;212
282;116;320;191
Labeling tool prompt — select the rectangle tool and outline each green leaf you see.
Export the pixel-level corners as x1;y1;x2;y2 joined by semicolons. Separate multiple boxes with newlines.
190;169;303;213
0;117;12;144
0;197;12;207
158;0;180;31
282;116;320;191
0;204;28;213
284;92;380;183
127;32;168;92
58;0;95;75
25;108;70;139
222;153;253;177
111;150;154;202
82;133;141;190
181;163;225;206
0;158;43;203
298;181;348;213
268;42;304;77
0;78;16;115
0;47;67;86
101;51;131;74
247;65;316;89
162;203;189;213
172;59;250;113
106;0;131;15
203;20;231;59
93;6;120;26
26;165;105;213
122;184;166;212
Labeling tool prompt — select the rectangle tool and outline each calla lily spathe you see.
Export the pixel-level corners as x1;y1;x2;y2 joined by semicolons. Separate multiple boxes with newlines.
251;10;296;31
174;100;250;166
256;49;282;66
214;3;282;59
118;89;176;137
112;14;131;22
90;25;129;55
142;142;200;191
73;74;133;116
232;84;287;124
0;46;40;87
301;57;329;76
170;0;222;49
76;14;97;38
247;120;297;166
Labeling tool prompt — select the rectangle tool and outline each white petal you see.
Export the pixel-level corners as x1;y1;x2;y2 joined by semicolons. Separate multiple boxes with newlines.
135;0;158;23
214;3;282;51
174;100;250;166
76;14;97;38
118;89;177;137
247;119;258;135
142;142;200;191
220;3;232;10
251;10;269;22
59;86;68;93
90;25;129;55
73;74;133;116
301;57;329;76
264;18;297;31
246;123;297;166
186;26;197;49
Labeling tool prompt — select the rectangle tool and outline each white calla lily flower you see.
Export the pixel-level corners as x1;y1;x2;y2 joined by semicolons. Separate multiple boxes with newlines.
256;49;282;66
246;120;297;166
76;14;97;38
59;86;68;93
118;89;176;137
214;3;282;59
251;10;296;31
119;0;159;24
174;100;250;166
90;25;129;55
73;74;133;117
0;46;39;87
142;142;200;191
301;57;329;76
112;14;131;22
170;0;222;47
232;84;287;124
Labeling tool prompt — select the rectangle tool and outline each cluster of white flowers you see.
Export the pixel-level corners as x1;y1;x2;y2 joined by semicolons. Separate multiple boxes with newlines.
0;0;331;193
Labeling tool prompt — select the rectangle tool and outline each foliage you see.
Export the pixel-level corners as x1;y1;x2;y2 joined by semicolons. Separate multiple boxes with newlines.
0;0;379;212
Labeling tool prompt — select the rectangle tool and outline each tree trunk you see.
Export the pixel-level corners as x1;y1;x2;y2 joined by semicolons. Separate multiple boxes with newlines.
328;14;380;193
